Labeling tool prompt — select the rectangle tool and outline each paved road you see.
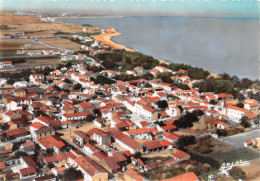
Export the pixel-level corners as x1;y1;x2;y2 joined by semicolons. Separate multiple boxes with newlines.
0;54;56;59
221;129;260;148
31;38;72;52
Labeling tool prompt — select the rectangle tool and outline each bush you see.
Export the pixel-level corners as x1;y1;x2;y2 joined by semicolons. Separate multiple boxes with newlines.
47;163;55;169
73;83;82;90
176;136;196;146
229;167;245;180
62;167;83;181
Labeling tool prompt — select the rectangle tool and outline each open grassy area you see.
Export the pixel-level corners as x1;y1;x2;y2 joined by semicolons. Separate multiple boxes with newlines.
209;148;260;164
144;167;186;181
0;50;17;56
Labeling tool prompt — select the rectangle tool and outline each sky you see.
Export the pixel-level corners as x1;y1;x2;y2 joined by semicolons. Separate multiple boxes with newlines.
0;0;259;17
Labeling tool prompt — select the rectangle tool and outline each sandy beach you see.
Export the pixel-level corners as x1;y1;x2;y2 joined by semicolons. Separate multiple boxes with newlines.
91;28;171;65
91;28;136;52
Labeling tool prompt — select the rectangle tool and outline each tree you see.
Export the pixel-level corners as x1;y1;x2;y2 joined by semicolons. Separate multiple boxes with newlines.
210;100;217;105
73;83;82;90
65;62;72;68
62;167;83;181
64;78;72;84
156;100;168;109
240;116;250;128
237;92;245;101
192;110;204;117
174;112;199;128
144;83;152;88
47;163;55;169
35;111;47;117
229;167;245;180
176;136;196;146
6;79;15;85
93;109;102;117
236;102;244;108
177;105;183;113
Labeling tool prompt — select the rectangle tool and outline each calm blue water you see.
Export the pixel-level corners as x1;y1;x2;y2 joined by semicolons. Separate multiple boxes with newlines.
56;16;259;80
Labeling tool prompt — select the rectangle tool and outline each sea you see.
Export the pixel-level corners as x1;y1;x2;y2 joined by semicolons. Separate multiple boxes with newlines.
56;16;259;80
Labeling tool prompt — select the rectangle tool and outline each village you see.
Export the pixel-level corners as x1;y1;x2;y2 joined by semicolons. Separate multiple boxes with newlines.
0;13;260;181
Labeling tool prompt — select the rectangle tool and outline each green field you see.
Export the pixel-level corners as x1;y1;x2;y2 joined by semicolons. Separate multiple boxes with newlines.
209;148;260;164
0;50;17;56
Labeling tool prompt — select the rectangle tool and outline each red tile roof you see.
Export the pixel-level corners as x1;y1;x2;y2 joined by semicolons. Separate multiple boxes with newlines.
125;168;144;181
74;156;108;176
225;105;248;112
6;128;26;137
63;111;91;118
126;128;151;135
19;167;36;176
173;149;188;159
21;156;38;167
143;140;162;150
38;135;66;150
163;132;181;141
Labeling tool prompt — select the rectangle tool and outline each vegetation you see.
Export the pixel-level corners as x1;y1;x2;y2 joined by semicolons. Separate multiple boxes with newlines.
0;25;9;30
47;163;55;169
189;151;220;169
174;112;199;128
209;147;260;164
167;63;210;79
209;100;217;105
194;136;213;154
72;83;82;90
216;128;244;137
240;116;250;128
95;51;160;70
92;75;116;85
156;100;168;109
62;167;83;181
176;136;196;147
229;167;245;180
144;82;152;88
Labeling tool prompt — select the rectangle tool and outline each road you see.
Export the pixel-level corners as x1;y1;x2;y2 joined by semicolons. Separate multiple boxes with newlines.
0;35;71;39
31;38;72;52
220;129;260;148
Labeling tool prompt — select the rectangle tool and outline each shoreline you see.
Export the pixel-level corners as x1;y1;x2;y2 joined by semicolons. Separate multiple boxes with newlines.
91;28;170;65
91;28;136;52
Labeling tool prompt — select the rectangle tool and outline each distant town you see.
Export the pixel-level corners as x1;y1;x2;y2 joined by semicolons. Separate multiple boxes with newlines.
0;11;259;181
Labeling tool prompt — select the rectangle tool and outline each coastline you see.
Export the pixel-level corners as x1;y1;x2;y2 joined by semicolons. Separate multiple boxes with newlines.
91;28;170;65
91;28;136;52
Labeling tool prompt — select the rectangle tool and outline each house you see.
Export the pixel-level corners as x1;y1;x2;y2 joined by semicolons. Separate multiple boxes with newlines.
31;126;55;141
143;139;163;154
72;156;108;181
224;105;249;121
3;110;22;123
0;61;12;68
38;135;66;153
62;111;91;122
125;128;152;140
163;132;181;144
83;143;100;156
111;130;142;154
19;167;37;180
86;128;111;146
73;130;89;147
171;149;190;161
217;94;233;101
33;174;56;181
5;128;27;141
123;168;146;181
244;98;259;113
243;112;259;124
101;153;128;174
